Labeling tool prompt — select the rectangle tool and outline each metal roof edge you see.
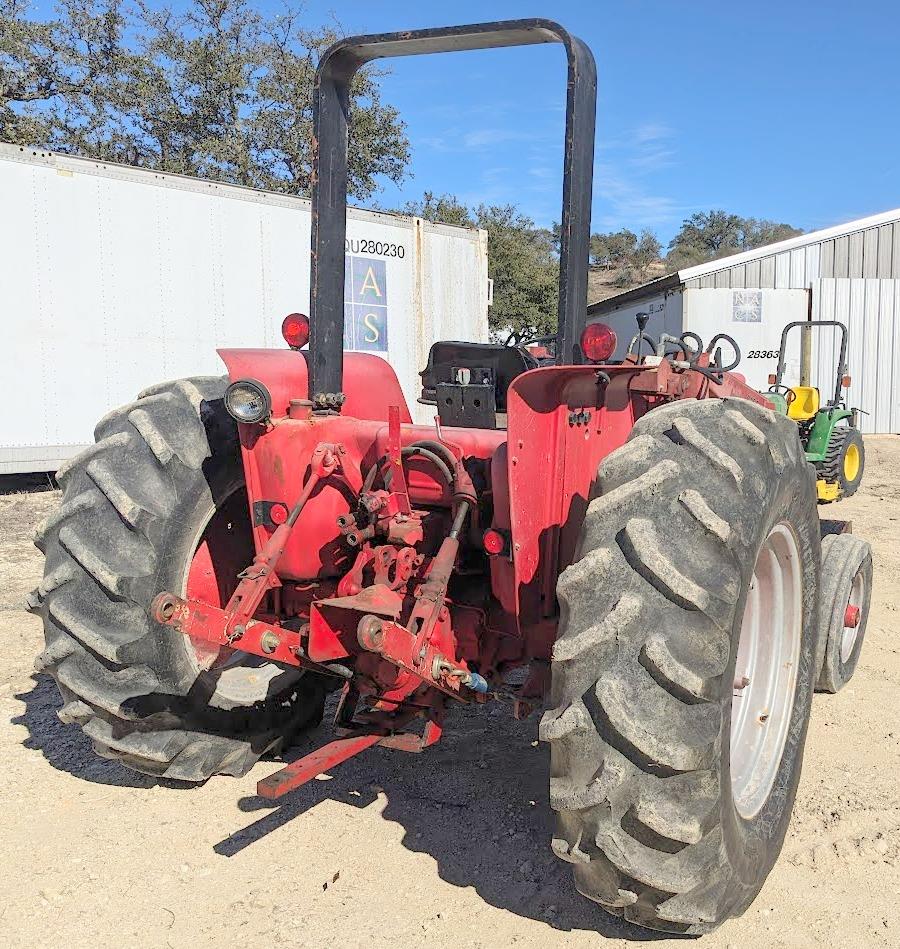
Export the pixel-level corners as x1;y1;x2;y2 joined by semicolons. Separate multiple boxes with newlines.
587;271;682;314
588;205;900;314
0;142;482;240
678;207;900;280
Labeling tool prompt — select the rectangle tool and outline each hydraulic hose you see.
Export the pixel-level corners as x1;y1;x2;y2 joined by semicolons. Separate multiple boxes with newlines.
401;446;454;488
405;439;459;479
374;440;460;495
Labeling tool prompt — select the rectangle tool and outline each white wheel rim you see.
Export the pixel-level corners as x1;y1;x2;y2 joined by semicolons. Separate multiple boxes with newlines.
841;570;865;664
730;522;802;820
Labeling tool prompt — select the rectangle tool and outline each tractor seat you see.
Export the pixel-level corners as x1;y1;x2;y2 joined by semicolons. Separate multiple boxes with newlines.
419;341;538;429
787;385;820;421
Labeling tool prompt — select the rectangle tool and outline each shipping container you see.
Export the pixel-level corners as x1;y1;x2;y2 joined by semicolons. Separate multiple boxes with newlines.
0;143;490;473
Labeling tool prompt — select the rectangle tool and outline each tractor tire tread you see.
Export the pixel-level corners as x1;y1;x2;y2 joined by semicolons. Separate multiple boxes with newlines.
33;376;319;782
544;396;818;933
815;533;873;692
817;426;865;499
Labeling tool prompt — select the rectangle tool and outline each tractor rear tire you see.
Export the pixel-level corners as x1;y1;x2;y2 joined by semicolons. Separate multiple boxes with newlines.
542;397;820;934
815;533;872;694
29;376;327;782
819;426;865;499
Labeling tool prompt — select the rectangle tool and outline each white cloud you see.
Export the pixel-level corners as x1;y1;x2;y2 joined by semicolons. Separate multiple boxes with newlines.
593;122;686;231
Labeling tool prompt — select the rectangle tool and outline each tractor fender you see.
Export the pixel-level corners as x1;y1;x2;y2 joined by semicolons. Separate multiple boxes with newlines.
217;348;412;422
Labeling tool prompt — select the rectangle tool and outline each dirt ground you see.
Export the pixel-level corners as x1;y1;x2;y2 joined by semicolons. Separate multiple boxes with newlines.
2;438;899;949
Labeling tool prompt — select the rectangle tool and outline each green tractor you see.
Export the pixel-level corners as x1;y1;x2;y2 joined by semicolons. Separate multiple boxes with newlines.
766;319;865;502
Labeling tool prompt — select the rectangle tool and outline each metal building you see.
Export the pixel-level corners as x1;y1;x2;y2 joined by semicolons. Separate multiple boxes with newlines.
588;208;900;433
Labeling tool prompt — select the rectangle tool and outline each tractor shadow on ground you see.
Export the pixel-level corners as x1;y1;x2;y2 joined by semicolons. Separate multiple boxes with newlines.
16;673;684;940
218;701;683;942
12;673;176;789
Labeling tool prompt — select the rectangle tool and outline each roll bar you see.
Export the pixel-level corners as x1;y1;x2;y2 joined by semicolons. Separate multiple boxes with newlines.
774;320;849;407
308;19;597;410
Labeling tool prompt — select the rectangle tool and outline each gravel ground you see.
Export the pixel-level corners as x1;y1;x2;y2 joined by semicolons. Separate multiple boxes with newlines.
1;438;899;948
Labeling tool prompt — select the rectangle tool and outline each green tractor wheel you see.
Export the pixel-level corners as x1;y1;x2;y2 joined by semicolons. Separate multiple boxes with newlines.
818;426;865;499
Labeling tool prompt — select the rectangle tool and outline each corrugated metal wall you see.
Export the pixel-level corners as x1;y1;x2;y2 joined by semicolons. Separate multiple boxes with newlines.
684;220;900;290
811;278;900;433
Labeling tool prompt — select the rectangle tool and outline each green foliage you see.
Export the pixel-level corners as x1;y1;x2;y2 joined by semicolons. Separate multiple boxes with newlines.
633;230;662;277
590;229;637;270
667;209;802;268
613;266;635;288
402;190;471;228
402;192;559;340
590;227;661;285
0;0;409;199
590;228;661;276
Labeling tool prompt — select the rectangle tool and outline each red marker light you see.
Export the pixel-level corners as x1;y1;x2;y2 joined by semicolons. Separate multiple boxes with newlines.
483;528;507;556
269;503;289;526
580;322;617;363
282;313;310;349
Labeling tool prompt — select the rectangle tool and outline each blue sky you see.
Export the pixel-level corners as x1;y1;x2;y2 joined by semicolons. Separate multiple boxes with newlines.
26;0;900;244
283;0;899;245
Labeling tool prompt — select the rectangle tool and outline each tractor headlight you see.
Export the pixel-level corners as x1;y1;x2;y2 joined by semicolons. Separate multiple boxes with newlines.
224;379;272;424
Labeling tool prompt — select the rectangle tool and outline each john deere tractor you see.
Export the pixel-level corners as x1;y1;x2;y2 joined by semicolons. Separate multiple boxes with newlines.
767;319;865;502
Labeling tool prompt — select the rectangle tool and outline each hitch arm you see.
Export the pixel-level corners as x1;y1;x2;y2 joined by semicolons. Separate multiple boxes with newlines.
220;444;336;638
256;734;382;799
154;443;338;652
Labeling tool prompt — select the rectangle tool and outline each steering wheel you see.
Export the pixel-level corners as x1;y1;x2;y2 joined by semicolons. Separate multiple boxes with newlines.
505;331;552;348
767;384;797;404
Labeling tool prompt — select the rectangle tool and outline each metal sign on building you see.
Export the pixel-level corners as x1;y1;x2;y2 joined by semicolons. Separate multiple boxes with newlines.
344;255;389;353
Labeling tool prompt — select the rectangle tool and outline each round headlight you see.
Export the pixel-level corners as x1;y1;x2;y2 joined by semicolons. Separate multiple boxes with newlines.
224;379;272;424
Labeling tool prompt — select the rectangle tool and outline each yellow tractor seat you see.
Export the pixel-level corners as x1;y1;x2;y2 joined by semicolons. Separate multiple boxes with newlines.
787;385;820;421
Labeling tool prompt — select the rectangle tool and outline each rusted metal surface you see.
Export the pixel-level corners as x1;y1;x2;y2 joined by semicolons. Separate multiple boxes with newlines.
256;718;445;798
160;19;800;802
152;592;304;668
180;349;783;753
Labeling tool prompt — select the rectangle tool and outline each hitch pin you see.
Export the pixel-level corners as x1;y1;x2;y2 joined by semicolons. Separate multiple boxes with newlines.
433;657;489;694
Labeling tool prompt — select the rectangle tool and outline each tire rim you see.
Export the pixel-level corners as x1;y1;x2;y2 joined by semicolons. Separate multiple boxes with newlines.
841;569;865;663
730;522;802;820
843;442;860;483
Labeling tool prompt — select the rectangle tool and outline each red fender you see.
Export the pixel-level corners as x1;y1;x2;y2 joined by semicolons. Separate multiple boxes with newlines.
216;349;412;422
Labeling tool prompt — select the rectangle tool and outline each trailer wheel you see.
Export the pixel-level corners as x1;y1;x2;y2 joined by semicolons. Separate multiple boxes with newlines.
29;377;326;782
816;534;872;694
818;426;865;499
542;397;820;934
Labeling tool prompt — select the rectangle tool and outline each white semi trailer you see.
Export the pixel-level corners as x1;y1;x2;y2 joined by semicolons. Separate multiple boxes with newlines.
0;143;490;474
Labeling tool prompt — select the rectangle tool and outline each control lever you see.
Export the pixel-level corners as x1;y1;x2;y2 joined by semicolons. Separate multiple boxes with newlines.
627;311;653;361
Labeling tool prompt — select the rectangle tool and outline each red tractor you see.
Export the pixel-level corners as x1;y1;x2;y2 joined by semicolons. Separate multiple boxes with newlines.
32;20;872;935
